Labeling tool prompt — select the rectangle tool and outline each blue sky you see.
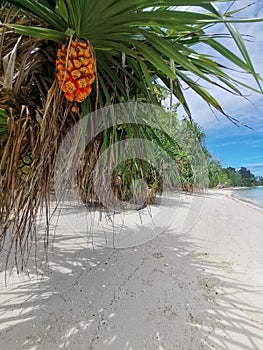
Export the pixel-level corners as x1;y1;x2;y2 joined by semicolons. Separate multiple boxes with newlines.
176;1;263;176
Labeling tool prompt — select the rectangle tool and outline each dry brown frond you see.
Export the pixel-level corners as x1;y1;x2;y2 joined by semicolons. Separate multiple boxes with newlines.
0;8;85;270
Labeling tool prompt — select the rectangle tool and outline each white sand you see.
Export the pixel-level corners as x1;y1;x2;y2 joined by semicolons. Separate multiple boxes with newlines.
0;190;263;350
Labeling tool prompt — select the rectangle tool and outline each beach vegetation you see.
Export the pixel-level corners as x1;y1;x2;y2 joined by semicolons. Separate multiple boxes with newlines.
0;0;262;267
208;164;261;188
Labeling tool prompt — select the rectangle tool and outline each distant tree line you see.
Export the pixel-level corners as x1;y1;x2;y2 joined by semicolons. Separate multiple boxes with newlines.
208;162;263;188
148;101;262;190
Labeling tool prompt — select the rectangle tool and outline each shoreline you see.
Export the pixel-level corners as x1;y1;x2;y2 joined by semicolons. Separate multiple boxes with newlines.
231;192;263;211
209;187;263;212
0;190;263;349
227;186;263;211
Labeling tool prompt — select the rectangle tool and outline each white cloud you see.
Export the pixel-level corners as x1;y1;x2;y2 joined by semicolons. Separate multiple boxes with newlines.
245;162;263;167
174;1;263;130
243;163;263;176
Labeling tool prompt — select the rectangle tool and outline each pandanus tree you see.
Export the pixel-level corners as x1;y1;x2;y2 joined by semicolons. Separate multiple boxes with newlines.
0;0;262;267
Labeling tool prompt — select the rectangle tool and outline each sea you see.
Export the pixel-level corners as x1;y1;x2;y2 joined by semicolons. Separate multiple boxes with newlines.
232;186;263;209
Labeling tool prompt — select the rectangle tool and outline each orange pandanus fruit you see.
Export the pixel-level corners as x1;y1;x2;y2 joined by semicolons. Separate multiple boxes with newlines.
56;37;96;103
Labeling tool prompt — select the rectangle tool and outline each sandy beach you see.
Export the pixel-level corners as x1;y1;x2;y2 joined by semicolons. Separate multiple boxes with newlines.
0;189;263;350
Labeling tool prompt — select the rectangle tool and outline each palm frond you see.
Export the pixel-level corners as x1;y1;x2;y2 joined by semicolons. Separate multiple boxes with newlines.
1;0;262;270
4;0;262;117
6;0;67;31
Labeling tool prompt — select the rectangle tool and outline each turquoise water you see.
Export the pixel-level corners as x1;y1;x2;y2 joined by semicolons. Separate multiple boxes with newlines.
233;186;263;209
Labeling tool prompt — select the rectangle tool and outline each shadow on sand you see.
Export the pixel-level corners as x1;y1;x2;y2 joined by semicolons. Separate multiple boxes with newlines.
0;206;262;350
